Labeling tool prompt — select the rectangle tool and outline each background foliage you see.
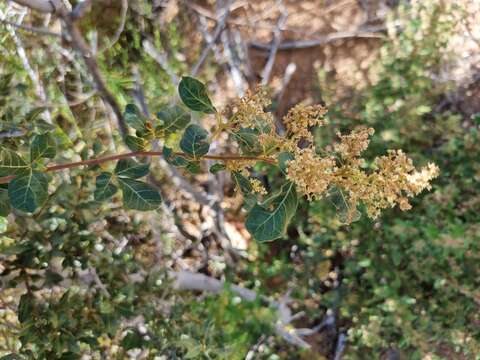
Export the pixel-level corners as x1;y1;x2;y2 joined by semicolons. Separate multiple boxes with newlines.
0;0;479;359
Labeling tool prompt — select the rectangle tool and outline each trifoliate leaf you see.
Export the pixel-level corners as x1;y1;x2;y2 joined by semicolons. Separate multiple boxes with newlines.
115;159;149;179
156;105;191;135
94;172;118;201
245;182;298;242
118;177;162;211
124;104;147;132
0;148;28;176
178;77;216;114
30;133;56;162
8;170;48;213
180;124;210;158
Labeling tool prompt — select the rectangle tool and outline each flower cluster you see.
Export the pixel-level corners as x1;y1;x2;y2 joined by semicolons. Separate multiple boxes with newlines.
225;88;439;223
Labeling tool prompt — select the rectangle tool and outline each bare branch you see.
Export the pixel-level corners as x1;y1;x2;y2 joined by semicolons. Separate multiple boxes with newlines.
261;0;287;85
9;0;57;13
191;0;232;77
251;24;390;51
170;270;312;349
0;18;61;37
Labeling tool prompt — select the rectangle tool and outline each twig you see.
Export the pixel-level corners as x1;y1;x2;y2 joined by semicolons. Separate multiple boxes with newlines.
191;0;232;76
260;0;287;85
0;18;61;37
9;0;57;13
0;150;276;184
97;0;128;53
142;38;179;86
333;332;347;360
1;7;53;124
58;9;129;137
251;25;388;51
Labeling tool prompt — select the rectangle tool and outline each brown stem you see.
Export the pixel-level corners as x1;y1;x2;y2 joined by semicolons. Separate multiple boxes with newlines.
0;151;276;184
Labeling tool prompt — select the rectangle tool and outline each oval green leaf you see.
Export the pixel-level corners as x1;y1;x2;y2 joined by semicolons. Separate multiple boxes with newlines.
178;77;216;114
8;170;49;213
245;182;298;242
94;172;118;201
30;133;56;162
115;159;150;179
156;105;191;135
118;178;162;211
124;104;147;132
180;124;210;159
0;148;28;176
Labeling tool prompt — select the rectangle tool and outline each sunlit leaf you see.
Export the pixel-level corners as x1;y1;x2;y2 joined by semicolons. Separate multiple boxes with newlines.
118;177;161;211
178;77;216;114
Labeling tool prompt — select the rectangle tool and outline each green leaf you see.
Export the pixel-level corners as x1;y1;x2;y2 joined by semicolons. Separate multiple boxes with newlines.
25;106;47;122
30;133;56;161
118;177;162;211
245;182;298;242
115;159;149;179
180;124;210;158
0;148;28;176
209;163;226;174
8;171;49;213
185;161;201;174
124;135;146;151
278;152;294;174
0;187;11;216
94;172;118;201
156;105;191;135
0;354;23;360
178;77;216;114
124;104;147;132
232;128;262;155
232;171;252;195
18;294;34;323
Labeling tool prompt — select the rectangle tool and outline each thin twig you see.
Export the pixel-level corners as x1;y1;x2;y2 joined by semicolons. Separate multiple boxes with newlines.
260;0;287;85
0;18;61;37
191;0;232;76
59;9;129;137
251;25;388;51
333;333;347;360
142;38;179;86
0;150;276;184
1;7;53;124
9;0;57;13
